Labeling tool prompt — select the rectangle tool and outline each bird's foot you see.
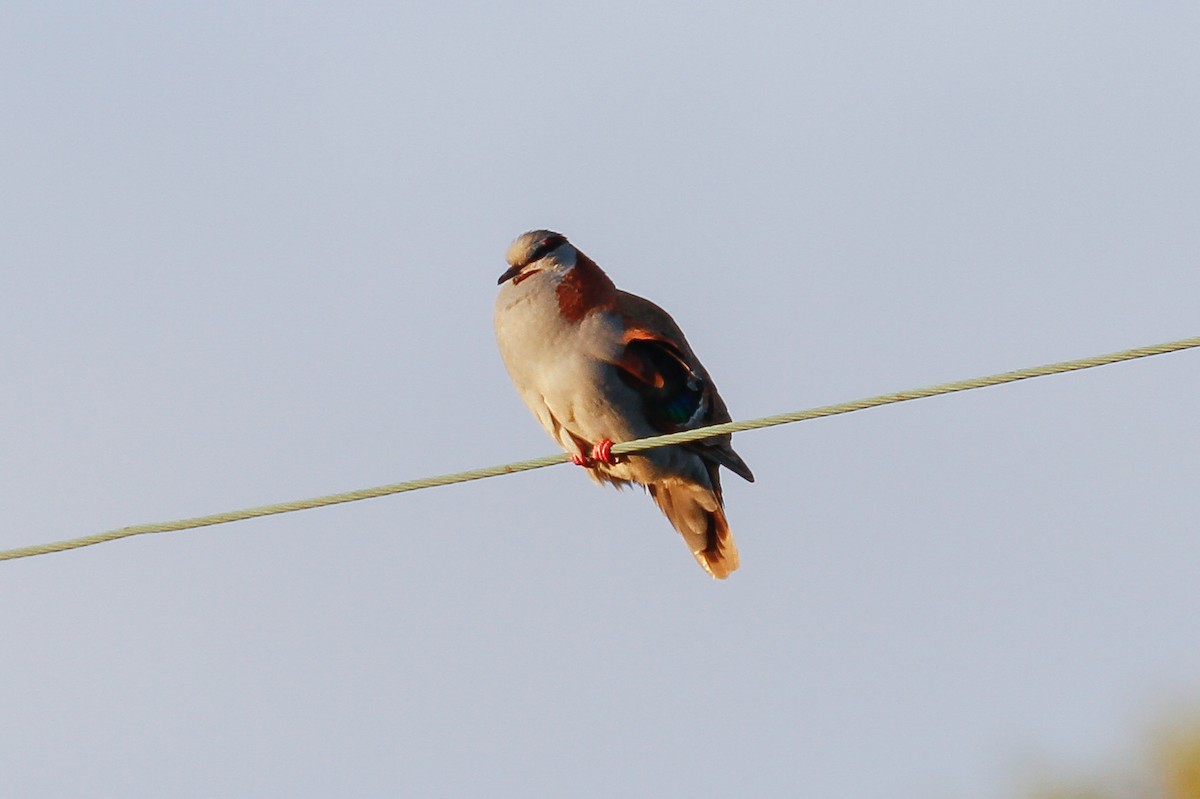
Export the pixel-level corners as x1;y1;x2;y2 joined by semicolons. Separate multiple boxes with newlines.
590;439;617;465
569;439;618;468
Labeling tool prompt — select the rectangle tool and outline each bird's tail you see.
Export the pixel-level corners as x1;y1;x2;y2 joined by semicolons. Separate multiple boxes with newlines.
647;467;739;579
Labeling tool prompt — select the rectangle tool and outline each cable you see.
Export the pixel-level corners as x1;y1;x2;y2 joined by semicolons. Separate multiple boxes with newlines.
2;335;1197;562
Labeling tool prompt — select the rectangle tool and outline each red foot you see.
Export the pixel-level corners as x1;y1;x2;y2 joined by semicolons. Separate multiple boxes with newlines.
569;439;617;468
591;438;617;465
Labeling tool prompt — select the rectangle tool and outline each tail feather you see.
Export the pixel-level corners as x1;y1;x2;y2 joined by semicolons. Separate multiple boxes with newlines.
647;468;740;579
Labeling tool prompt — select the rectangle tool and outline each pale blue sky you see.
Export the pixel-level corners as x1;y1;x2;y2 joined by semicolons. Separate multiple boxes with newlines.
3;3;1199;796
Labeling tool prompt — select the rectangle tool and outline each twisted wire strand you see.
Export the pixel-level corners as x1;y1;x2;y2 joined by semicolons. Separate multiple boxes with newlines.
3;335;1197;562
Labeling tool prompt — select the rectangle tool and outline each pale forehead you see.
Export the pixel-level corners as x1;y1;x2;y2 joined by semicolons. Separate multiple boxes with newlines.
506;230;567;266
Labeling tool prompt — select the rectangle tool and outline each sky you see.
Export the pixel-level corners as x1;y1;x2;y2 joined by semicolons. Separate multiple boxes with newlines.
2;3;1199;797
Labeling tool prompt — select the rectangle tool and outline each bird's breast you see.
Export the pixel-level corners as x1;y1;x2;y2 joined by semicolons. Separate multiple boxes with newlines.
496;277;626;408
495;273;620;361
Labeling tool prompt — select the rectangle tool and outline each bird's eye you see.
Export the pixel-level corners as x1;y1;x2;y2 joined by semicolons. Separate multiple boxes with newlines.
525;234;566;264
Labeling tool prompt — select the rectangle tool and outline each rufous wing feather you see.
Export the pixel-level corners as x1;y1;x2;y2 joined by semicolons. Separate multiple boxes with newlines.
611;291;754;484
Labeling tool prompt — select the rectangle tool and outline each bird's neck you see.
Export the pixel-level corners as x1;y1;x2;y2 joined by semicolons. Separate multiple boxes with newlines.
556;251;617;322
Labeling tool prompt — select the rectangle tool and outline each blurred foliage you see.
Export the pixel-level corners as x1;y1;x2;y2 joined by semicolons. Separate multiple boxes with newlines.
1029;720;1200;799
1160;724;1200;799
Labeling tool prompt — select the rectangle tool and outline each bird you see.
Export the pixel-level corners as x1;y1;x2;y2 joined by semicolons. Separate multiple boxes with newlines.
494;230;754;578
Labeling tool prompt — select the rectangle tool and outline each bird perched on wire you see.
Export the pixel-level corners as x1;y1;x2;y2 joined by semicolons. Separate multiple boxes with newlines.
494;230;754;578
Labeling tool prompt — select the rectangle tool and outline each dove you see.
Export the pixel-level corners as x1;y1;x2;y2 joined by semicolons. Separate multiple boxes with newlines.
494;230;754;578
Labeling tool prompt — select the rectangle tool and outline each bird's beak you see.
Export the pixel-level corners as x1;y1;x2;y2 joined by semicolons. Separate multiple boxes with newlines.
497;264;524;285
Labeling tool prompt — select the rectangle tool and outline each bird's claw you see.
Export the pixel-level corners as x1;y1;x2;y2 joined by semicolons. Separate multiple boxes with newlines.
570;439;618;468
591;438;617;465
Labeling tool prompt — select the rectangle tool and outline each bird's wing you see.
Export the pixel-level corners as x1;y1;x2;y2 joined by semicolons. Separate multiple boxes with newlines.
608;291;754;483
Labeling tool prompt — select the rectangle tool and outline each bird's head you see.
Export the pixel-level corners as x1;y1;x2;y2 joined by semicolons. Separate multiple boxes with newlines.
498;230;575;285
